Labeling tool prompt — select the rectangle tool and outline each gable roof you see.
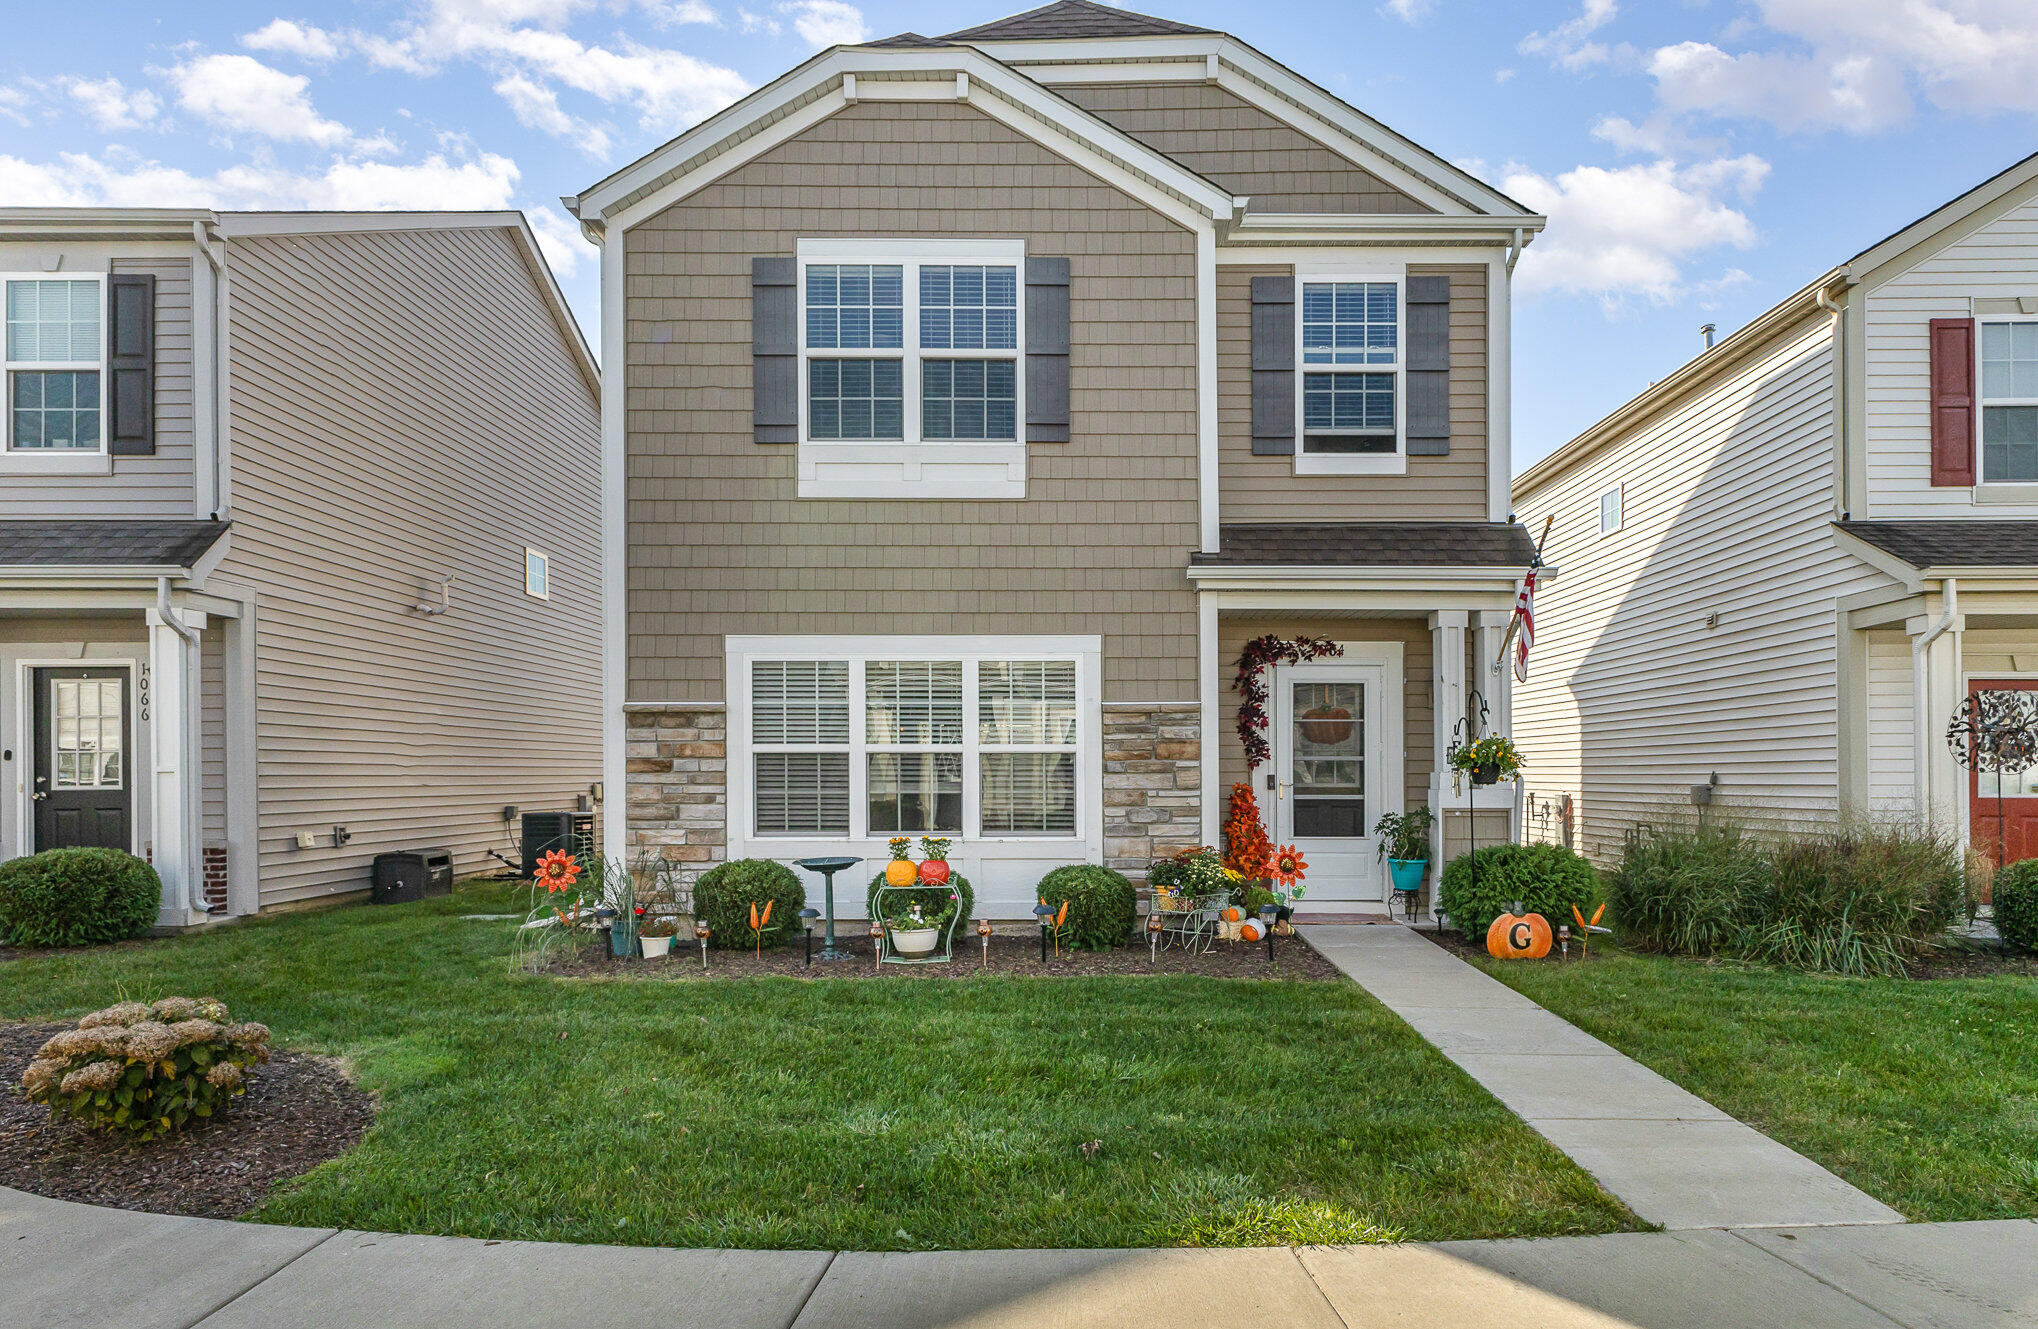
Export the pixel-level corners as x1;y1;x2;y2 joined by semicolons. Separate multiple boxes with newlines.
1516;150;2038;500
943;1;1214;40
863;32;953;47
0;520;228;571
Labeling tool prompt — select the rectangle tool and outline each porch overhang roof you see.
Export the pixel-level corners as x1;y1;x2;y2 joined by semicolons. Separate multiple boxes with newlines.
1834;520;2038;582
0;520;229;580
1189;522;1538;571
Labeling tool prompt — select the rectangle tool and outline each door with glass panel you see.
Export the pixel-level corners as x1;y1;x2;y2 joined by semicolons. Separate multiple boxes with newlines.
1968;679;2038;884
1272;663;1385;902
32;668;131;851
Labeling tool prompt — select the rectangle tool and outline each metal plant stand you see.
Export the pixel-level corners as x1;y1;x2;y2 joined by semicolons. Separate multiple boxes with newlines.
793;856;862;961
873;881;958;965
1151;892;1223;953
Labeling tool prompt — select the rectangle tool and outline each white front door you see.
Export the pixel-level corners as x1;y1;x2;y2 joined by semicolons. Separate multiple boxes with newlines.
1272;658;1397;905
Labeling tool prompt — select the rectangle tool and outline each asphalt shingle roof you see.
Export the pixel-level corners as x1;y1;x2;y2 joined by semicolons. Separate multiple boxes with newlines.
1191;522;1540;569
0;520;229;568
942;1;1216;42
1836;520;2038;569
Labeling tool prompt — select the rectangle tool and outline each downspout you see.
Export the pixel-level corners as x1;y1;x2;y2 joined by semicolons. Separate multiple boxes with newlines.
155;577;202;915
1912;577;1958;825
192;220;226;521
1505;226;1527;277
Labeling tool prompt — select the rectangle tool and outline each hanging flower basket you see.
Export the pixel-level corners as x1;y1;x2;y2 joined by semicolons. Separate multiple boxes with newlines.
1448;735;1524;786
1471;762;1503;786
1300;706;1354;746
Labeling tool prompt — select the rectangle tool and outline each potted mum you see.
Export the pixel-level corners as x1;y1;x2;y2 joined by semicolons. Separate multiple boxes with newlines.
639;916;679;958
1450;735;1524;786
1374;807;1434;895
886;901;950;956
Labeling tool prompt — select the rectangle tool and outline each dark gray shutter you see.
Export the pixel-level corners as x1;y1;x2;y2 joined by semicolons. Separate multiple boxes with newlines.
1026;256;1070;443
107;273;155;457
752;257;797;444
1404;273;1451;457
1250;274;1295;455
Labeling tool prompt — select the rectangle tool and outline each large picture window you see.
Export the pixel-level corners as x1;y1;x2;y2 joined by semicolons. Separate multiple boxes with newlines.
1980;320;2038;483
4;276;105;453
737;643;1088;843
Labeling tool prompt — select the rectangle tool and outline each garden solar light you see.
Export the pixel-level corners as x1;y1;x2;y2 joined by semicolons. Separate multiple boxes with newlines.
976;917;993;967
1258;903;1279;963
870;917;885;971
1147;912;1163;965
694;920;710;970
1033;901;1054;963
799;907;820;966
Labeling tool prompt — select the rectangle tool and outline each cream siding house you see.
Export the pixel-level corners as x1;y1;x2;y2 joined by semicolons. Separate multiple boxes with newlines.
1513;153;2038;865
571;0;1546;917
0;209;601;920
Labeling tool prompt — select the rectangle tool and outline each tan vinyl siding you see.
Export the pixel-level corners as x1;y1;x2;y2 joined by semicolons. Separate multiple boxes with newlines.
1052;82;1433;215
1511;320;1890;862
1218;263;1489;521
1215;614;1432;816
0;255;197;519
625;99;1200;704
215;227;600;907
1865;632;1913;813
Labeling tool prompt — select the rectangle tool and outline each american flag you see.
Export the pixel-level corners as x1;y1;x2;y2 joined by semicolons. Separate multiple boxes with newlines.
1511;569;1537;682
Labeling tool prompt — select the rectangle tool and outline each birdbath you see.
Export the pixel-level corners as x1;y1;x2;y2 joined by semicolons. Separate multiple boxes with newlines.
793;856;862;961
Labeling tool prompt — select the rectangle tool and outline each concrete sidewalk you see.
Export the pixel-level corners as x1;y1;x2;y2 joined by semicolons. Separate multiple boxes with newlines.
1304;924;1903;1230
5;1186;2036;1328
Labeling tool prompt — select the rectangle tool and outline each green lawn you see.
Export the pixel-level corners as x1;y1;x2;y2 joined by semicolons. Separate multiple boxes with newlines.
0;882;1637;1250
1474;945;2038;1223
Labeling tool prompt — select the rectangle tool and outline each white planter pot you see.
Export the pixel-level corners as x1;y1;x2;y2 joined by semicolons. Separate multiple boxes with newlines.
890;926;940;956
640;934;674;959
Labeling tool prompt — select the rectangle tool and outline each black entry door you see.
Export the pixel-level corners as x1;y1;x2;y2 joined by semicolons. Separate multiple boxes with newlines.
33;667;131;852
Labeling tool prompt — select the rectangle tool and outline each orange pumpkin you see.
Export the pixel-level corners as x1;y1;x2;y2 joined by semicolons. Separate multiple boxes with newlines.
1486;904;1553;960
885;858;919;888
1221;906;1243;922
1238;918;1265;942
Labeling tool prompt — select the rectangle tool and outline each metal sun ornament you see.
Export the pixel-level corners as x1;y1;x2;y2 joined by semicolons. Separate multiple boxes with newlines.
1946;691;2038;868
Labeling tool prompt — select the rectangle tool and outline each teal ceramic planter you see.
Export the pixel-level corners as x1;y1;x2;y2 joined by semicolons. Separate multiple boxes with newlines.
1387;859;1428;894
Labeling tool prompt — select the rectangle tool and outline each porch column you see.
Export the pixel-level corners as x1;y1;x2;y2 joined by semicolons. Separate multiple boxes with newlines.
1430;610;1468;778
147;608;205;924
1909;605;1966;835
1473;609;1520;840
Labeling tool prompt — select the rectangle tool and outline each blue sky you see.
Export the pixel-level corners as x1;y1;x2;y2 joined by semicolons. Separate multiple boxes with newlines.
3;0;2034;469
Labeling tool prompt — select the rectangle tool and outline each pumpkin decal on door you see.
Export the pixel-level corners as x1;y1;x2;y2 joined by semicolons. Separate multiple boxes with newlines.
1299;706;1354;746
1485;903;1553;960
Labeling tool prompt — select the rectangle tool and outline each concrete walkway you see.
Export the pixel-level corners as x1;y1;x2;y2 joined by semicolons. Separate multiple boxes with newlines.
5;1186;2036;1328
1304;924;1903;1230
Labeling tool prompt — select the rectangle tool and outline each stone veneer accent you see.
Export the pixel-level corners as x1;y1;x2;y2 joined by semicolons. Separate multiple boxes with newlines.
1102;703;1202;879
625;706;727;903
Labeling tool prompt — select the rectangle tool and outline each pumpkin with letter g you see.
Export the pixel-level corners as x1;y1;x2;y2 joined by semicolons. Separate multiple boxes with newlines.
1485;902;1553;960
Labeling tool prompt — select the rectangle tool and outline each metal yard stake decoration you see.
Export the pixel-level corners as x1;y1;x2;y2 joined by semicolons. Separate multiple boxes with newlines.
977;917;993;967
1147;912;1163;965
694;920;710;970
870;918;885;972
1947;691;2038;870
1570;902;1609;959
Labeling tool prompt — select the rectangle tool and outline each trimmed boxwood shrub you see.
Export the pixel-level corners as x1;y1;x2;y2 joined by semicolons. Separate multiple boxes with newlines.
866;869;974;934
1993;859;2038;953
0;848;161;949
1439;843;1598;942
1035;864;1137;950
692;858;805;949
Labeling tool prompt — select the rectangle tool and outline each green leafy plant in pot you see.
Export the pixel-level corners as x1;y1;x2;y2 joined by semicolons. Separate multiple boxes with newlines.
1375;806;1434;895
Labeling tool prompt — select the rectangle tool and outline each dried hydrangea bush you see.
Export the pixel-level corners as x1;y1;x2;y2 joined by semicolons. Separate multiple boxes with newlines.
20;997;271;1140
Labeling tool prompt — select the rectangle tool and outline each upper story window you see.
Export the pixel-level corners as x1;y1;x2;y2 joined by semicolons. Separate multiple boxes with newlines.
5;276;105;454
524;547;550;599
1295;273;1403;476
1980;320;2038;483
792;240;1028;500
1599;484;1623;534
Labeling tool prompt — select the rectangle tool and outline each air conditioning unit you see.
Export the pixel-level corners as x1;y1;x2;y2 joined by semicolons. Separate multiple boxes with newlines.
521;811;595;879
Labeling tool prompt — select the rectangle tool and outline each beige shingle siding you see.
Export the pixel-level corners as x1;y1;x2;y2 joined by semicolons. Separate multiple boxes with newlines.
625;100;1201;704
1217;263;1489;521
0;255;197;519
216;226;601;907
1053;82;1432;215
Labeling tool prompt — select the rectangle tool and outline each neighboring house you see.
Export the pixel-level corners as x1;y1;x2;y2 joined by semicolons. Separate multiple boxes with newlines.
1514;153;2038;865
0;208;602;922
568;0;1546;916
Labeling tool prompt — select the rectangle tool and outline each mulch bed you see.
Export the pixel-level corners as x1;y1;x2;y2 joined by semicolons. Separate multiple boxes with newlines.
541;927;1343;981
0;1022;376;1220
1417;921;2038;979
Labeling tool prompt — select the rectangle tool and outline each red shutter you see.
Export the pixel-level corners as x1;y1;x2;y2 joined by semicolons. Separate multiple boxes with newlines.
1929;317;1976;487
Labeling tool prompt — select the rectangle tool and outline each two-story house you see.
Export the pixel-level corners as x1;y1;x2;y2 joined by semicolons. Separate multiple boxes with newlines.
569;0;1545;917
0;208;602;922
1513;152;2038;866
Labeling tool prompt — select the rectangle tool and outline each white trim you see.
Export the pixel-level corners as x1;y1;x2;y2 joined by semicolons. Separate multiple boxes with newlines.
524;546;551;600
1599;482;1623;536
1292;263;1407;477
599;227;629;866
1976;314;2038;488
1269;641;1404;907
1197;227;1219;550
2;271;109;458
1198;594;1220;848
12;658;140;862
1486;256;1510;522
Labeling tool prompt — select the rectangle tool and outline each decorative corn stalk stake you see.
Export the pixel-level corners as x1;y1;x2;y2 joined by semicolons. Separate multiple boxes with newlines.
747;900;775;960
1050;900;1071;959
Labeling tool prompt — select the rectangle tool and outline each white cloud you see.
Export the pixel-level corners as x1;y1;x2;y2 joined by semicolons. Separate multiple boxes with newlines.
779;0;866;47
527;206;595;277
1648;40;1912;132
168;54;352;147
64;77;160;131
493;72;612;156
0;87;28;127
639;0;722;24
241;18;343;62
737;8;783;34
1494;67;1516;84
1502;155;1768;307
0;145;519;212
1381;0;1436;22
1520;0;1627;71
1591;112;1717;157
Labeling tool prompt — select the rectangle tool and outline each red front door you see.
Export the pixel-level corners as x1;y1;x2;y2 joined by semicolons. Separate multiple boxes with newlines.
1967;680;2038;885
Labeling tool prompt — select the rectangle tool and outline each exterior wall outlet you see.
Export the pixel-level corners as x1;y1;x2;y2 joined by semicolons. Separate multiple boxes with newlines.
295;830;318;849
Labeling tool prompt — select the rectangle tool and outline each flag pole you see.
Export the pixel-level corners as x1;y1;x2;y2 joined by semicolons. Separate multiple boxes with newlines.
1495;514;1554;671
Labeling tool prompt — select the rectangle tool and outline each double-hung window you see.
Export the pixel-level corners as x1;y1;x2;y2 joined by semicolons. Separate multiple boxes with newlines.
737;641;1088;844
1980;320;2038;484
1298;277;1401;465
4;275;105;455
796;240;1026;499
